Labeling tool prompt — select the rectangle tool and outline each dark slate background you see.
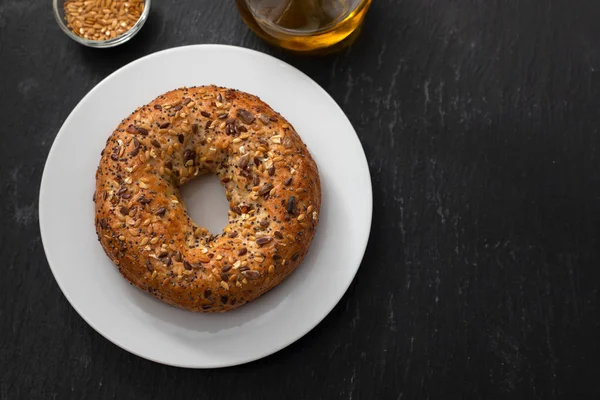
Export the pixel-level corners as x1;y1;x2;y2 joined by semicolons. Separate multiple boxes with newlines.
2;0;600;398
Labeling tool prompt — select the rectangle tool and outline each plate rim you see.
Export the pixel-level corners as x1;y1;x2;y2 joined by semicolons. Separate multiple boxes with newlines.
39;44;373;368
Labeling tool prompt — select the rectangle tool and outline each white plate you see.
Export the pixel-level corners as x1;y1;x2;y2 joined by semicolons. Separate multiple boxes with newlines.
39;45;372;368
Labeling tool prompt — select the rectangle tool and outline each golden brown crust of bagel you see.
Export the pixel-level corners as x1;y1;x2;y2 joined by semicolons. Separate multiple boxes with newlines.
94;86;321;312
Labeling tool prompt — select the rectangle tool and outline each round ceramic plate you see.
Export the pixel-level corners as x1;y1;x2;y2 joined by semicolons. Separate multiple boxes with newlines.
39;45;372;368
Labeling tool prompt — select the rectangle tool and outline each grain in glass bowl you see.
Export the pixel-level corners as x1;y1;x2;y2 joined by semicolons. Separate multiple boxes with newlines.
53;0;151;48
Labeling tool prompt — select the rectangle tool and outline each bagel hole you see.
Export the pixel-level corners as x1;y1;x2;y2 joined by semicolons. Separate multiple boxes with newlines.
179;174;229;235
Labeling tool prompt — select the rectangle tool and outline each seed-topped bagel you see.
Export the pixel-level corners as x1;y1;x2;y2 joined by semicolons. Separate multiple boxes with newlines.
94;85;321;312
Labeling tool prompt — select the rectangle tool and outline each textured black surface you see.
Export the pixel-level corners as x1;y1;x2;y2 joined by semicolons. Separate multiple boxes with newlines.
2;0;600;398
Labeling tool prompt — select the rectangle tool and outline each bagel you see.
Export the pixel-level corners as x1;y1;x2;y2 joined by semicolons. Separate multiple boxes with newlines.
94;86;321;312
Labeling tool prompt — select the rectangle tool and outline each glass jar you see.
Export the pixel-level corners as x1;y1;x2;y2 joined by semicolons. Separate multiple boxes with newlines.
235;0;372;53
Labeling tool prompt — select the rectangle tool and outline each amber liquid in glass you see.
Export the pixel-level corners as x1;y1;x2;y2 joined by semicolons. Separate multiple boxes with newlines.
235;0;372;53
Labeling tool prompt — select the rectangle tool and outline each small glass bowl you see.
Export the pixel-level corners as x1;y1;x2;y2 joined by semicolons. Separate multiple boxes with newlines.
52;0;151;48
